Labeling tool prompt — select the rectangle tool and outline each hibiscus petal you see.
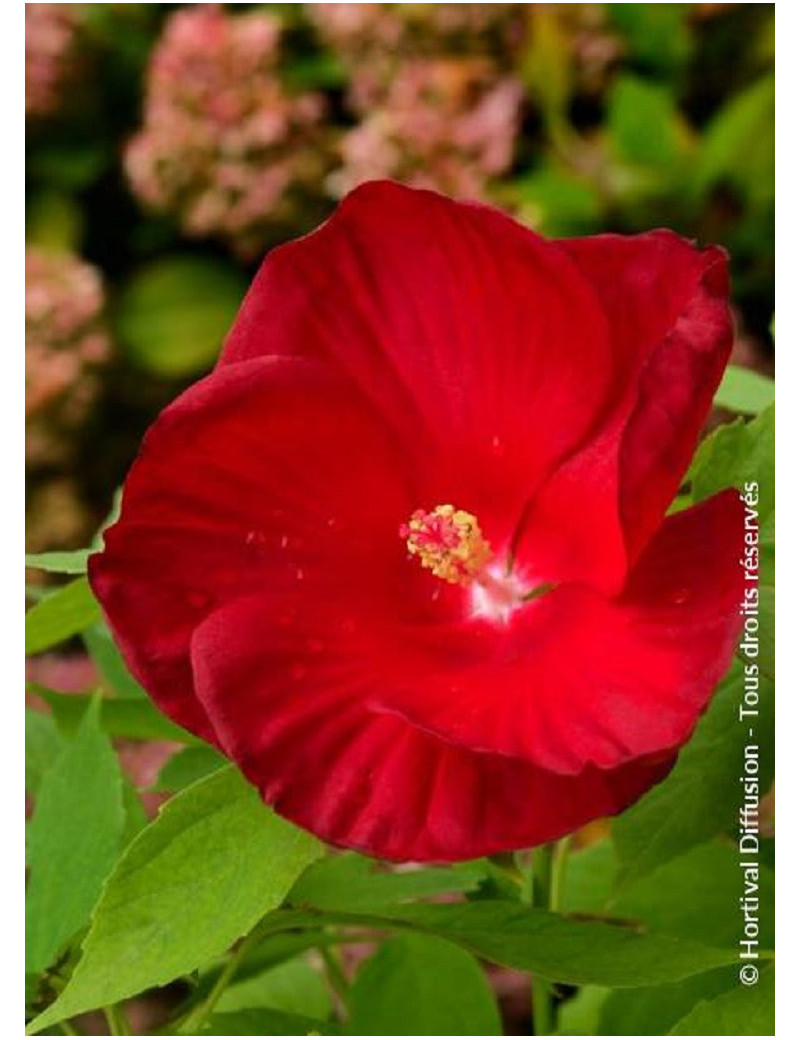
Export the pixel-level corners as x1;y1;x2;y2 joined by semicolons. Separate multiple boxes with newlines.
89;355;415;743
514;231;732;590
190;591;675;862
370;491;744;774
220;180;615;554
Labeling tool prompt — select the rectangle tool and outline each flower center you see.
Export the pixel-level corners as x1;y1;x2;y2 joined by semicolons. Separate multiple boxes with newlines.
400;504;535;623
400;504;492;586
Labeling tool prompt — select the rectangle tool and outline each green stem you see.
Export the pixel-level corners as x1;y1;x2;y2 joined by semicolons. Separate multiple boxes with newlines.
528;839;571;1035
319;943;349;1016
58;1022;80;1036
178;928;262;1035
103;1004;130;1036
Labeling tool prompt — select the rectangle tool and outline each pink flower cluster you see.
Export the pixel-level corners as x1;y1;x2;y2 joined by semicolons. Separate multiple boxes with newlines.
309;3;525;198
26;249;110;467
125;4;328;258
25;3;83;119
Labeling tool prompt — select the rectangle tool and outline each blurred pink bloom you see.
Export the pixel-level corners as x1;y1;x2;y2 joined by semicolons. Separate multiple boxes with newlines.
125;4;328;257
25;3;83;118
25;249;110;467
332;60;523;199
309;3;525;198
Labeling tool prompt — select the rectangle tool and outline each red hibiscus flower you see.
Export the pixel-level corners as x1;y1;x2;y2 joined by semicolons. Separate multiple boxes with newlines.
90;182;744;862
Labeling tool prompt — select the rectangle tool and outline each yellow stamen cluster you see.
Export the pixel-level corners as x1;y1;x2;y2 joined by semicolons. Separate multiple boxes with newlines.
401;504;492;586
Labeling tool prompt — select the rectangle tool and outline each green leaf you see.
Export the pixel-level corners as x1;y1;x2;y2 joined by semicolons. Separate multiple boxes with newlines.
289;852;484;913
513;165;603;237
25;578;101;655
26;701;126;976
25;709;64;796
558;985;607;1036
608;75;690;169
199;1009;338;1035
29;767;322;1032
607;4;692;75
152;746;228;791
114;256;248;378
348;933;502;1036
83;624;147;699
257;902;741;988
668;964;774;1035
218;957;331;1020
561;841;617;915
714;366;775;415
613;663;775;885
691;405;775;540
614;843;774;948
25;550;89;575
31;686;202;745
120;778;148;849
565;839;774;949
598;968;734;1035
693;75;775;207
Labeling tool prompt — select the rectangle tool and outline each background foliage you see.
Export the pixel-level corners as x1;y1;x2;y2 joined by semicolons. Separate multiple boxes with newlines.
26;3;774;1035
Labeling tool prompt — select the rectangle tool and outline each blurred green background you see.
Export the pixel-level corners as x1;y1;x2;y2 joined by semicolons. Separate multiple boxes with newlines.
25;2;775;554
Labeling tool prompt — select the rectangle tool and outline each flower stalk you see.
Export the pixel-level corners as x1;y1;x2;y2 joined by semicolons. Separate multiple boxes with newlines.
528;838;571;1035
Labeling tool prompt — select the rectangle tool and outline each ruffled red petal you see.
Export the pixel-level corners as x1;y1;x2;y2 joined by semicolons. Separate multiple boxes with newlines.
190;591;675;862
90;356;418;743
514;231;732;590
220;180;615;557
371;491;744;773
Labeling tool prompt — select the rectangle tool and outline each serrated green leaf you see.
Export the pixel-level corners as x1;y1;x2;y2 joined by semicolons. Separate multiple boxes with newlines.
613;663;775;885
25;551;89;575
289;852;484;913
348;933;501;1036
114;256;247;378
29;767;322;1032
152;746;228;791
255;902;741;988
668;963;774;1035
26;701;126;975
714;366;775;415
199;1009;338;1035
25;578;101;655
25;709;64;796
